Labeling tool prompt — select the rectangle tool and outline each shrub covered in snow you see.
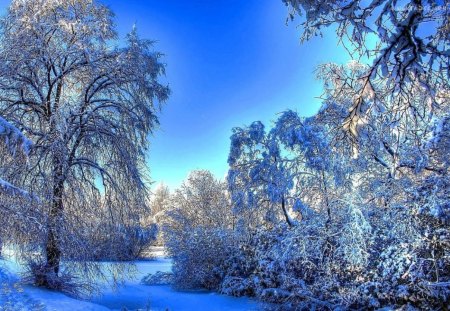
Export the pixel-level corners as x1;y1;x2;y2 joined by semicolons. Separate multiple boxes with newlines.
141;271;173;286
86;223;158;261
162;170;235;290
171;228;234;290
216;205;448;309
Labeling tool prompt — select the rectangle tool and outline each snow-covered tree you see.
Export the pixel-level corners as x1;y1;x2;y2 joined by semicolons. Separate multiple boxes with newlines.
228;121;297;227
0;0;169;289
284;0;449;137
150;183;171;223
228;111;350;228
144;183;171;245
163;170;234;289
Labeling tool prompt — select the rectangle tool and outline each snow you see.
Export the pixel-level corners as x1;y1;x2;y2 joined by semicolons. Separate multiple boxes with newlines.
24;288;110;311
0;116;33;197
0;178;30;197
1;255;108;311
90;256;263;311
0;116;32;156
93;282;262;311
1;249;263;311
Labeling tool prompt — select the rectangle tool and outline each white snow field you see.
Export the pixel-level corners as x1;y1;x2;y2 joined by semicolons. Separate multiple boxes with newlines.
1;249;263;311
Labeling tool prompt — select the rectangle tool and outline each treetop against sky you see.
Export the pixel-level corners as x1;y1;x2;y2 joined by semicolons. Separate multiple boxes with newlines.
98;0;352;190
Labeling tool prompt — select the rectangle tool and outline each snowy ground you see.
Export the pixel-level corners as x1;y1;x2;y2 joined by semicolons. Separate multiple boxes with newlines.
1;248;263;311
90;258;262;310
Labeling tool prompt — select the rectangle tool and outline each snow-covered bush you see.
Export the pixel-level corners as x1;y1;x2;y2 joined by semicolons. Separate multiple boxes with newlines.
168;227;234;290
216;201;448;309
23;260;84;297
87;223;157;261
141;271;173;286
162;170;235;290
216;191;447;309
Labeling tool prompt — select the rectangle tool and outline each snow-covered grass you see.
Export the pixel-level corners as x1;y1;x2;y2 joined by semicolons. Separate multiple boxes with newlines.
1;248;263;311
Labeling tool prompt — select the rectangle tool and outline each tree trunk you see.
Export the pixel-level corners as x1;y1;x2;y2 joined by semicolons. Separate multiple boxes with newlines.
45;157;64;277
46;196;62;275
281;196;293;227
45;89;64;278
321;170;331;226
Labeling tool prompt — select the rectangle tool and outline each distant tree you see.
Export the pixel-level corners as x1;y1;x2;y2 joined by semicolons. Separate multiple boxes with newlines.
150;183;171;222
283;0;449;137
0;0;169;289
163;170;234;289
165;170;232;231
144;183;171;245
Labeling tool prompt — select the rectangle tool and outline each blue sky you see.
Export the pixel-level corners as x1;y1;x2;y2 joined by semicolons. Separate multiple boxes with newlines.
0;0;351;190
100;0;351;190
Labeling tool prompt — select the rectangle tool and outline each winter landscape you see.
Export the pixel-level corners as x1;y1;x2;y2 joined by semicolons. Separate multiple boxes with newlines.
0;0;449;310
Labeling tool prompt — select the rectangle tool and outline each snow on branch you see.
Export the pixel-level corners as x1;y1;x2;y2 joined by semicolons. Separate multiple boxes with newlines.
0;177;30;197
0;116;33;197
0;116;32;156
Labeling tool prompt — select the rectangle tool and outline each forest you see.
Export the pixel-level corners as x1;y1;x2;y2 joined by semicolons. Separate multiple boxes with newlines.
0;0;449;310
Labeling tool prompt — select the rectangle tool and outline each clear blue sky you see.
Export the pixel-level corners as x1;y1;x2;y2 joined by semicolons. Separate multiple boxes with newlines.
0;0;350;190
101;0;351;190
